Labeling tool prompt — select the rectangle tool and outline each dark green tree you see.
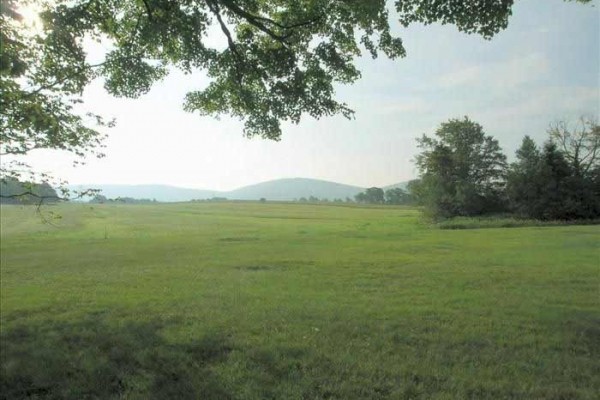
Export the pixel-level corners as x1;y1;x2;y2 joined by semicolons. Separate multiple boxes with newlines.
506;136;542;217
414;117;507;218
536;142;576;219
547;118;600;219
406;179;424;205
535;142;600;220
355;187;384;204
354;192;366;204
384;187;412;205
507;124;600;220
365;187;385;204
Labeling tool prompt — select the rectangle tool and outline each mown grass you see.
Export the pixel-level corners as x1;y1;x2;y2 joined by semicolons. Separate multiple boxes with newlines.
1;202;599;399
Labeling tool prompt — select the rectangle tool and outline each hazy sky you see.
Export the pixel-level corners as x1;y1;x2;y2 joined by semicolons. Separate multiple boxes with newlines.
15;0;600;191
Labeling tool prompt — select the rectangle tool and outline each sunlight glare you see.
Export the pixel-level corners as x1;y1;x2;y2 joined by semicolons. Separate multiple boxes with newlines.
17;2;43;35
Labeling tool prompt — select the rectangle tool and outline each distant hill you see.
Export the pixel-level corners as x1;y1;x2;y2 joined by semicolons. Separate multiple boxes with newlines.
69;178;412;202
227;178;364;201
382;181;410;191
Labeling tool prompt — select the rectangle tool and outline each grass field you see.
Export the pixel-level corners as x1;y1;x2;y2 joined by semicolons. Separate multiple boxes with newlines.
1;202;598;399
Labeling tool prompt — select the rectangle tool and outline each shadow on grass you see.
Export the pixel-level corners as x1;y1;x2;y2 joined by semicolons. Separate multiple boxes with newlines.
0;313;233;400
434;216;600;230
3;311;597;399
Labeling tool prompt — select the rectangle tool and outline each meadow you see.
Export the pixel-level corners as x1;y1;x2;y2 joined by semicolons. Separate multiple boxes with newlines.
0;202;598;399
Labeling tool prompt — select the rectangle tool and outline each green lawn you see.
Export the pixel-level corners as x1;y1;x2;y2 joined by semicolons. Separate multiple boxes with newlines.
1;202;598;399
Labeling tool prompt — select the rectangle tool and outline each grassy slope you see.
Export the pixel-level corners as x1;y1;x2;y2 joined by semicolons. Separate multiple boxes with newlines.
1;203;598;399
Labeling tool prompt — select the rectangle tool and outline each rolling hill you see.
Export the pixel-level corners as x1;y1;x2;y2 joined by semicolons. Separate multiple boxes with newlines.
226;178;364;201
69;178;410;202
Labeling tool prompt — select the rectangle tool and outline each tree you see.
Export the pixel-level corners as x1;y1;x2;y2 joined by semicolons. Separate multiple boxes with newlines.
507;139;600;220
384;187;412;205
364;187;385;204
406;179;424;205
354;192;366;204
548;117;600;178
506;136;542;217
541;142;600;220
354;187;384;204
507;122;600;220
414;117;507;218
0;178;59;204
89;194;108;204
536;142;578;220
1;1;110;191
1;0;592;193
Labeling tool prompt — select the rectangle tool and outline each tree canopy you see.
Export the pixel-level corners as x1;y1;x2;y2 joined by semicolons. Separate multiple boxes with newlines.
355;187;385;204
506;121;600;220
0;0;592;193
414;117;507;217
414;116;600;220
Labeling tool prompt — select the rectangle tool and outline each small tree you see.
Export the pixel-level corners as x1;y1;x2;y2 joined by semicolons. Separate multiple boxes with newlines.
414;117;507;218
354;192;366;203
365;187;385;204
354;188;384;204
384;187;411;205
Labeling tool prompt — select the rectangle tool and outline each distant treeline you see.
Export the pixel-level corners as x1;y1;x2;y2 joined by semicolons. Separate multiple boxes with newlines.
289;190;414;205
354;187;415;205
409;116;599;221
89;195;158;204
0;178;59;204
191;197;229;202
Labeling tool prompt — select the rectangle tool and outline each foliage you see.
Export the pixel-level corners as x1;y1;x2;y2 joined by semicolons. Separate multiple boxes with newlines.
548;116;600;178
0;0;110;191
13;0;530;142
506;123;600;220
1;0;593;202
89;195;158;204
355;187;384;204
2;0;591;161
0;177;59;204
414;117;507;218
384;187;413;205
506;136;543;217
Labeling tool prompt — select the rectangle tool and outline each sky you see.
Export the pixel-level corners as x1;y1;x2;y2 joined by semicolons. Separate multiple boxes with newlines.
13;0;600;191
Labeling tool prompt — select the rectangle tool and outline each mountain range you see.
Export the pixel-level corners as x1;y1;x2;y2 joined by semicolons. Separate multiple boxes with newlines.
69;178;409;202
